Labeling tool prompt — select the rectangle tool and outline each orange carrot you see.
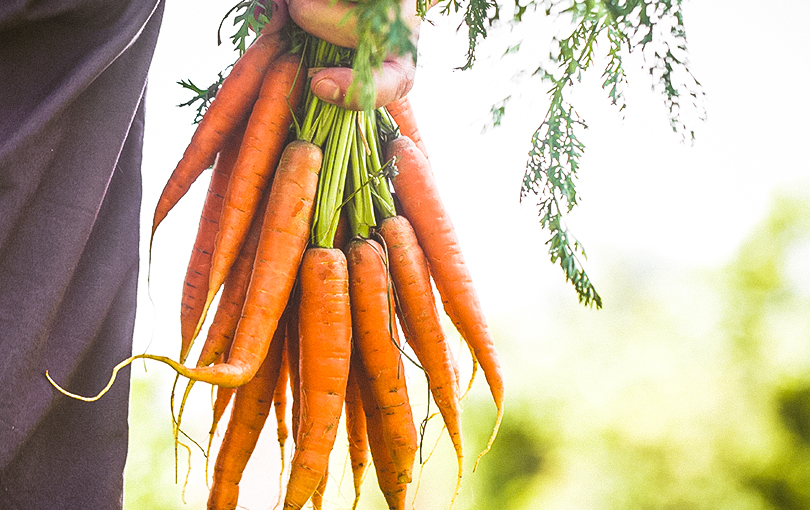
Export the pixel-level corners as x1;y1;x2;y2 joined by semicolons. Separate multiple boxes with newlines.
204;52;307;325
312;469;328;510
179;120;247;363
346;238;417;484
377;215;464;494
207;317;286;510
152;31;287;236
206;352;235;478
210;385;235;436
274;346;290;463
345;362;370;509
173;187;267;446
284;248;352;510
385;96;428;159
285;284;302;444
194;191;266;369
131;140;321;389
353;356;407;510
386;135;504;466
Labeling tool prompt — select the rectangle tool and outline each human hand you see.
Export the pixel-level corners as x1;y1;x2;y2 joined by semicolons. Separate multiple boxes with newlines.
262;0;421;109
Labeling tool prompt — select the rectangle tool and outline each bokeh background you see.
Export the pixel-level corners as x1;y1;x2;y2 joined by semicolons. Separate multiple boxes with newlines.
125;1;810;508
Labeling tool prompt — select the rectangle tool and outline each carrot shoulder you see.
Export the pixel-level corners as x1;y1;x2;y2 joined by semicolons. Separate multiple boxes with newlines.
151;31;287;237
386;135;504;464
284;248;352;510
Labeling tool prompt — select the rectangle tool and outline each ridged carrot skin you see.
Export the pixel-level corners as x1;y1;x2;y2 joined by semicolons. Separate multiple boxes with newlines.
283;248;352;510
200;52;306;337
345;362;370;509
346;238;417;484
207;319;286;510
377;215;464;489
386;135;504;463
151;31;287;236
164;140;321;388
352;356;407;510
179;121;247;363
385;96;428;159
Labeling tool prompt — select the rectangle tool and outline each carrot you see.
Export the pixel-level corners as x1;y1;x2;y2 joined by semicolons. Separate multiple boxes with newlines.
115;140;322;389
352;356;407;510
274;346;290;464
209;350;234;435
202;52;307;329
285;284;302;444
151;31;287;237
386;135;504;467
274;345;291;506
346;238;417;484
312;469;328;510
205;352;235;478
194;190;266;369
173;188;268;456
284;247;352;510
179;119;247;363
207;316;286;510
377;215;464;498
385;96;428;160
345;362;370;509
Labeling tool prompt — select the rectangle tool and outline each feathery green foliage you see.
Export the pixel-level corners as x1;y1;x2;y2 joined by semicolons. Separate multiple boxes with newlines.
513;0;704;307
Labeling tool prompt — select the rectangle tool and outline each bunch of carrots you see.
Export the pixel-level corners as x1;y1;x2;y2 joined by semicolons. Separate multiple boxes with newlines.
48;17;504;510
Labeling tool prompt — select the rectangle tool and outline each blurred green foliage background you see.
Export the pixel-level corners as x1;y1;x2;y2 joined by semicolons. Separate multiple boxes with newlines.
124;190;810;509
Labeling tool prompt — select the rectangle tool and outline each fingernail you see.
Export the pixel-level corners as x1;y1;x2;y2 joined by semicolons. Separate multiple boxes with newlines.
313;78;341;102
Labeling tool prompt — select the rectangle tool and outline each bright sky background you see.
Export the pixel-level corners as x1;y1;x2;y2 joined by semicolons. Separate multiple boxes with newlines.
131;0;810;507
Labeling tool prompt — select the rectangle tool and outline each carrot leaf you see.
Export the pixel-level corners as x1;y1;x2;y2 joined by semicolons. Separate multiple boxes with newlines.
219;0;271;54
177;73;226;124
509;0;705;307
349;0;417;112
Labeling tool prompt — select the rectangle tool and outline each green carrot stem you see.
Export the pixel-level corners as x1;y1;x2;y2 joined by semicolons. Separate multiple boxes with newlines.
313;108;356;247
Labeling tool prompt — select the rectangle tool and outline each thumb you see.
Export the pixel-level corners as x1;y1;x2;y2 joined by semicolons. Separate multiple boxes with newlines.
260;0;289;34
310;54;416;110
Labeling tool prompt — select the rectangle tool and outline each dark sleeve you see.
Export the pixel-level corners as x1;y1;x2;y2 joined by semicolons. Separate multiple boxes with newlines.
0;1;164;507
